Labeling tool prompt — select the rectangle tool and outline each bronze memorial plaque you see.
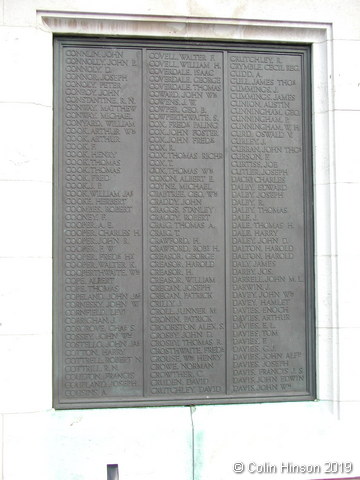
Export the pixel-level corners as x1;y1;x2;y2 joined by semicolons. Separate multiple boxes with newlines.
54;38;315;408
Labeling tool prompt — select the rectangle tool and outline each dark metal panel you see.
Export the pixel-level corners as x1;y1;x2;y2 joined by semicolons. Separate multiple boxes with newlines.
53;37;315;409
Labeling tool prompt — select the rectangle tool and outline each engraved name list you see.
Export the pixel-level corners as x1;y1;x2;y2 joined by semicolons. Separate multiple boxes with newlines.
54;39;315;409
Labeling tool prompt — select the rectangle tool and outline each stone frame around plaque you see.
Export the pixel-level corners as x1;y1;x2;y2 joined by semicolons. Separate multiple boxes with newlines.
54;37;315;408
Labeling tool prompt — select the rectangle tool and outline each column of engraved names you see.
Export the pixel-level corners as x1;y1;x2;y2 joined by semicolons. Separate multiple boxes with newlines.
145;49;226;397
60;47;143;401
228;52;307;395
